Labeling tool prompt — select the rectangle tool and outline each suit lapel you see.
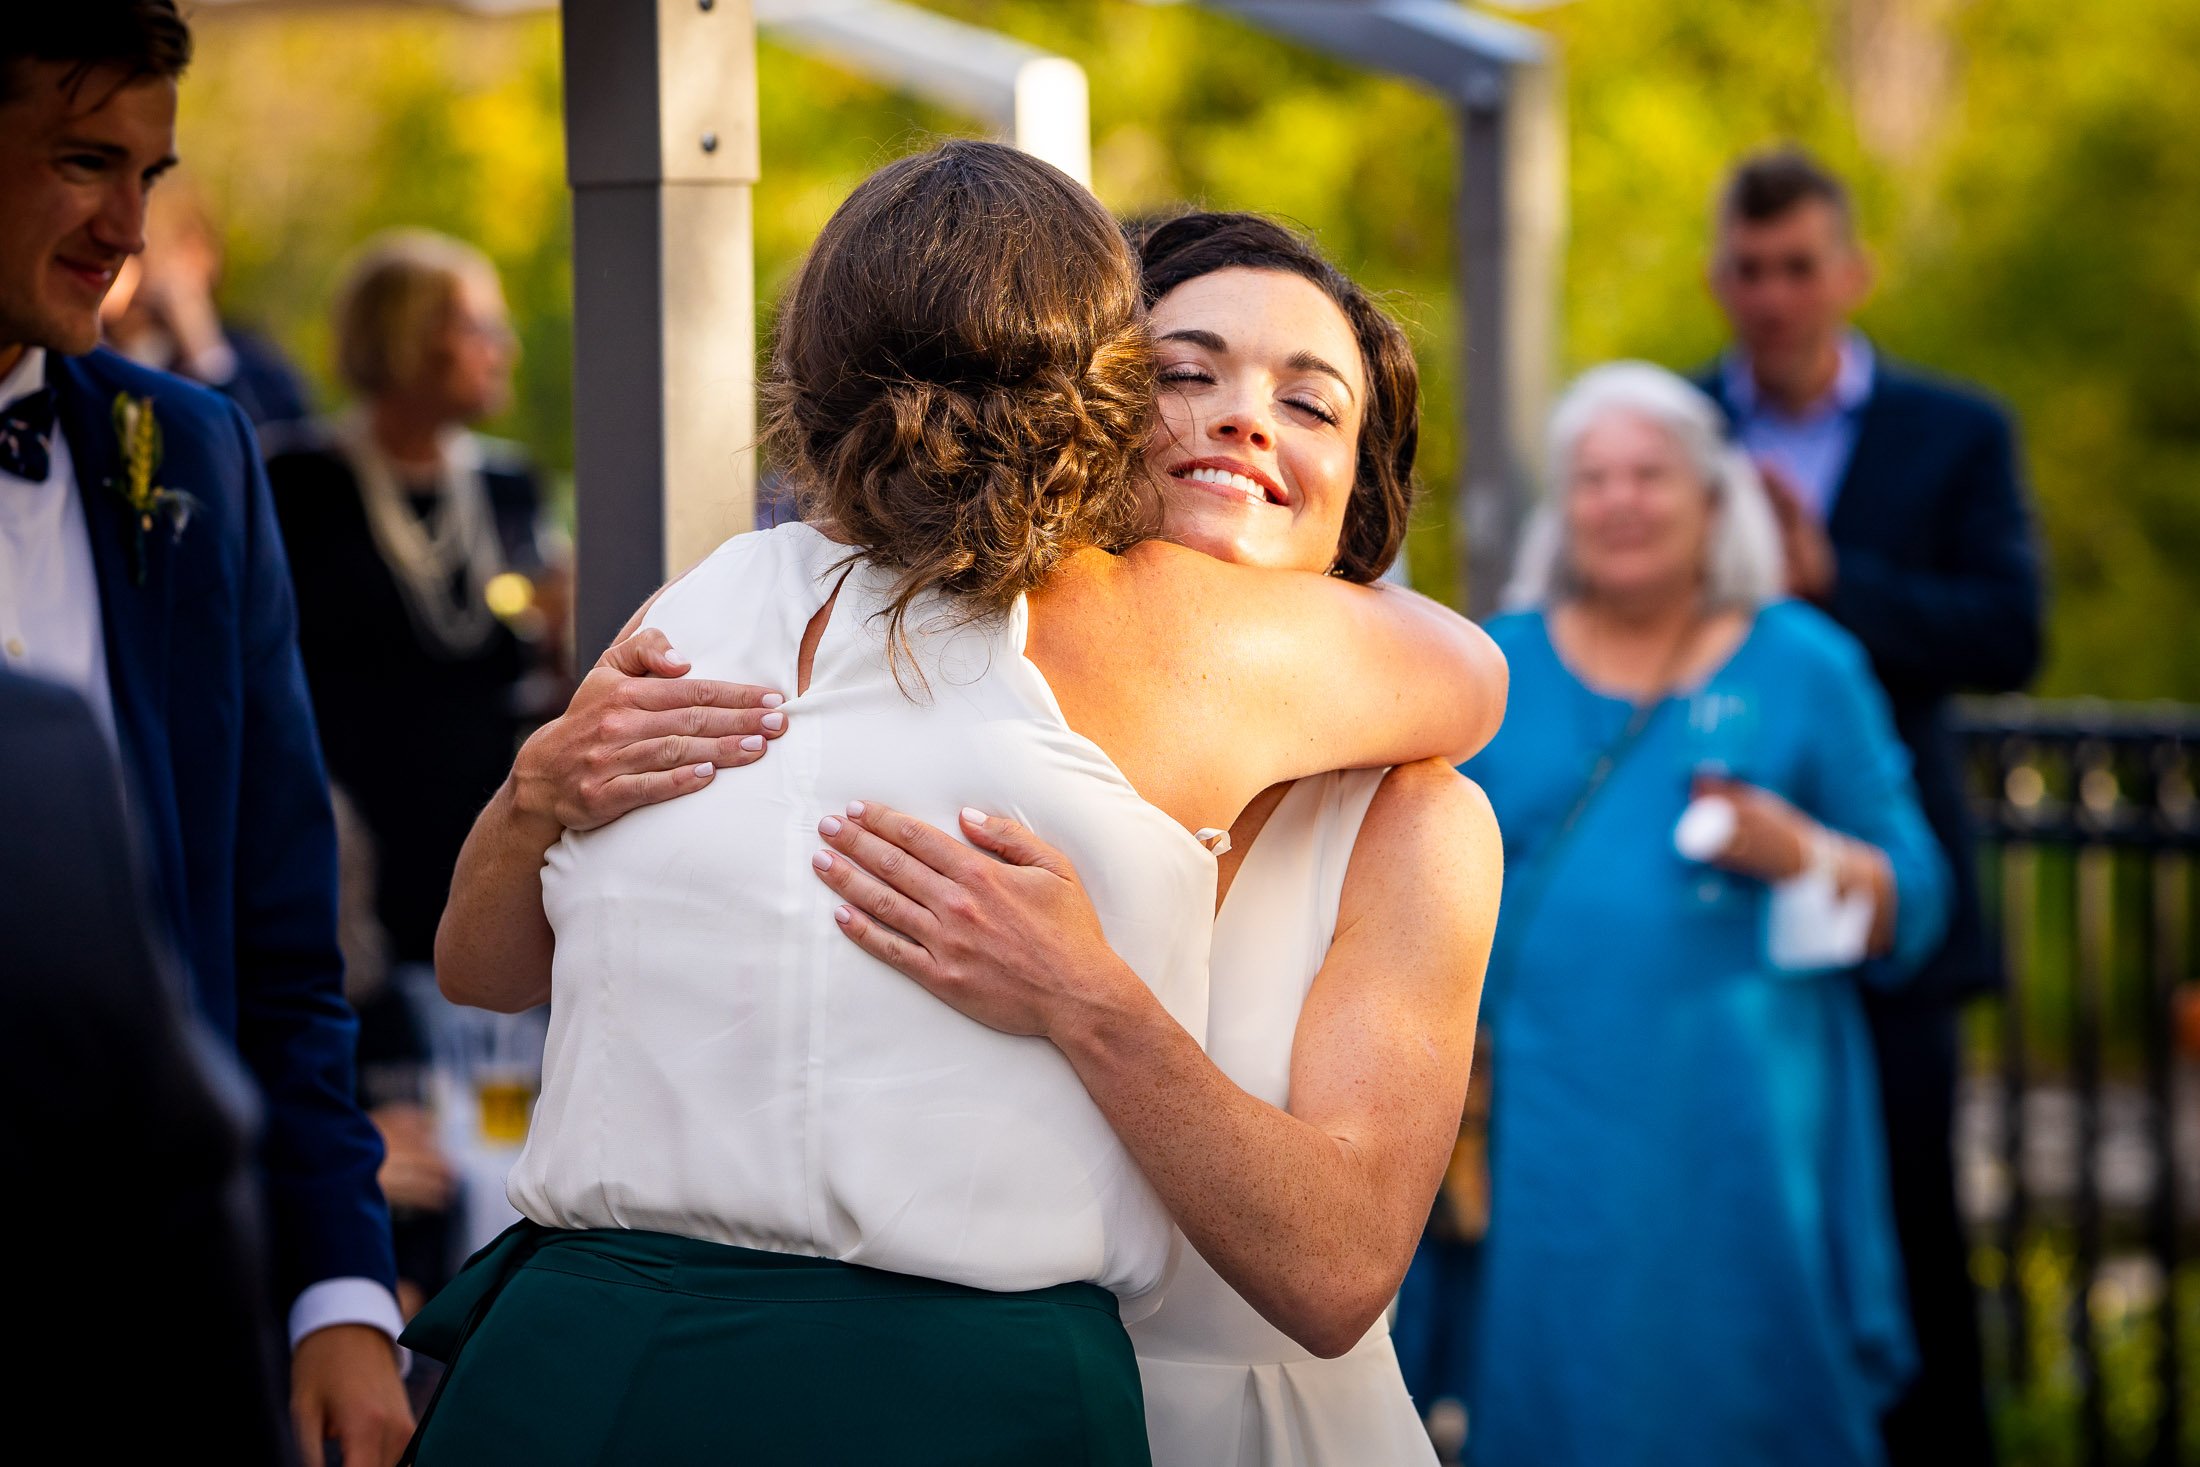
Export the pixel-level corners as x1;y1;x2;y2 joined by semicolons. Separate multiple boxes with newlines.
1826;374;1907;546
49;352;176;819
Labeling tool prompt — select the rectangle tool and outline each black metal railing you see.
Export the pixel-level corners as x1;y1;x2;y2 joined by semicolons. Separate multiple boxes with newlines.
1956;698;2200;1467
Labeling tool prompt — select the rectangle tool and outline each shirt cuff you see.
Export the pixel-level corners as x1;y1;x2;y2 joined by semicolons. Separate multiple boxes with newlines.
288;1276;405;1352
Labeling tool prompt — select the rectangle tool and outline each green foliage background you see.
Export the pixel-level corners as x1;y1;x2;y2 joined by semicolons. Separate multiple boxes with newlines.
178;1;2200;700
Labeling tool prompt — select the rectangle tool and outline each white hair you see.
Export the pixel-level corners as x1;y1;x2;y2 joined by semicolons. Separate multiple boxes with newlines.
1502;360;1785;611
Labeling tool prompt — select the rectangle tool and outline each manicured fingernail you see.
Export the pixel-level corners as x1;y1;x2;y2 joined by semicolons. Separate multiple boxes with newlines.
664;646;688;664
961;807;987;826
741;735;765;752
812;850;833;870
818;816;842;836
834;905;854;924
760;692;784;709
693;762;715;779
846;801;866;819
761;712;785;732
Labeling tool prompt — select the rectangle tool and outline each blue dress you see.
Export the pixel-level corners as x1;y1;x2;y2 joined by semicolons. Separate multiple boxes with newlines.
1426;603;1948;1467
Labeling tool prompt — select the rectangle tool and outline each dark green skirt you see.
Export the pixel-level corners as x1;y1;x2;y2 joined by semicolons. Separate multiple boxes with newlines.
402;1221;1151;1466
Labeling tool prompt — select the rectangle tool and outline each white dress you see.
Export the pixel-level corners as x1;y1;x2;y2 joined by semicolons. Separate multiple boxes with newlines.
507;522;1216;1318
1129;770;1440;1465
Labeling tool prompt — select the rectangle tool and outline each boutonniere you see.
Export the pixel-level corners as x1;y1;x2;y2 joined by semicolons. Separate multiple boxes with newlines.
109;393;202;586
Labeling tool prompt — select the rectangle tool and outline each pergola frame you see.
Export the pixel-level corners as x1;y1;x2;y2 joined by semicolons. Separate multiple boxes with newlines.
564;0;1094;655
201;0;1558;638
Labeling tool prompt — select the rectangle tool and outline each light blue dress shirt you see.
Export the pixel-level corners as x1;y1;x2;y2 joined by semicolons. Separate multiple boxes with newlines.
1721;334;1875;522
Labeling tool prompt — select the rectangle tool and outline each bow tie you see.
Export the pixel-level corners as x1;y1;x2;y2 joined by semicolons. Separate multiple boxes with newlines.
0;386;57;482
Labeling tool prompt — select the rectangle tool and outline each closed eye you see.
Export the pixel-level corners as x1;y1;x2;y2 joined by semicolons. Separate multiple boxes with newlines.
1158;366;1214;388
1285;396;1339;427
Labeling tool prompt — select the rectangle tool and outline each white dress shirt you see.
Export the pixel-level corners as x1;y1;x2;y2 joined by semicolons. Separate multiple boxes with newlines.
0;348;114;740
0;345;401;1354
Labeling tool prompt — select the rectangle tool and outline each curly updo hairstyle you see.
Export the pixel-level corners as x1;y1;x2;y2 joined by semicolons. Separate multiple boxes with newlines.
766;140;1156;663
1130;212;1420;583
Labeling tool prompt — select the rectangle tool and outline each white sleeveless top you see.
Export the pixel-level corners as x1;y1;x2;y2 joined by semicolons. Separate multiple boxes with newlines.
1129;769;1439;1465
507;522;1216;1318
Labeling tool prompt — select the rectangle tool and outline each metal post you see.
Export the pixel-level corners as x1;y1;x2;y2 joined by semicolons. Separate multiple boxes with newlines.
1998;828;2034;1389
2145;847;2184;1467
1455;95;1510;618
563;0;759;661
757;0;1093;185
1453;54;1563;616
2072;747;2111;1467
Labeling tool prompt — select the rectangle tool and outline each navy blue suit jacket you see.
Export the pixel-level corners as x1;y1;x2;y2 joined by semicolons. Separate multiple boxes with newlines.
46;347;395;1305
1700;358;2045;1003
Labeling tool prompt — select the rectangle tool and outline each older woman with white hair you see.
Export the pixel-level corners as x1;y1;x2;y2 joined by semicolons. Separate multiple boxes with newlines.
1399;361;1948;1467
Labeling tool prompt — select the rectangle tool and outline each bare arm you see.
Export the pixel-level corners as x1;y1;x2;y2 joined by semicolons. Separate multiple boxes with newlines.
811;761;1501;1356
434;626;789;1011
1034;543;1508;833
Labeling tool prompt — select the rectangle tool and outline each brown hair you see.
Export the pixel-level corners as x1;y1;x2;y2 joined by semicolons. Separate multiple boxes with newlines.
766;140;1155;669
0;1;191;106
1129;211;1420;583
1718;147;1855;236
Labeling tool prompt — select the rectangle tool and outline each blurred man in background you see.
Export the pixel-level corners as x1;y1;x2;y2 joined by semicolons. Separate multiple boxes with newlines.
99;175;312;430
1699;147;2045;1466
0;666;291;1463
0;6;410;1461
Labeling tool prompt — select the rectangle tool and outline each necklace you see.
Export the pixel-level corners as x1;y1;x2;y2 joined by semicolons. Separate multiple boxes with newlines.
333;407;507;659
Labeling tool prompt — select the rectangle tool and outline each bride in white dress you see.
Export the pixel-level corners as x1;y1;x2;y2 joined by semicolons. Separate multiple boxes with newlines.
807;212;1501;1466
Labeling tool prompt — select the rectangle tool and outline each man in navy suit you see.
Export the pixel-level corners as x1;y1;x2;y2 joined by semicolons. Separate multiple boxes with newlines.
0;6;410;1461
1698;149;2044;1466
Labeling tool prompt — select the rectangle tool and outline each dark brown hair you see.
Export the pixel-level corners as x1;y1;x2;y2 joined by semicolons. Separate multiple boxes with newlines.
766;140;1154;668
0;1;191;107
1130;211;1420;583
1719;147;1855;235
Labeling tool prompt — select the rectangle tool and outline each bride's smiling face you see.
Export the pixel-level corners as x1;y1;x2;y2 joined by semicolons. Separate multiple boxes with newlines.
1146;267;1366;575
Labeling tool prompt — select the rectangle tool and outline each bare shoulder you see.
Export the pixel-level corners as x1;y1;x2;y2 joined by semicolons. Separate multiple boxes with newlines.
1115;538;1336;612
1360;759;1499;862
1063;541;1266;675
1342;759;1502;925
1112;538;1248;616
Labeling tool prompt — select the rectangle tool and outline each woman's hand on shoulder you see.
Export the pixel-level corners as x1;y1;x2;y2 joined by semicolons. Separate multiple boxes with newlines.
810;800;1146;1043
509;628;789;833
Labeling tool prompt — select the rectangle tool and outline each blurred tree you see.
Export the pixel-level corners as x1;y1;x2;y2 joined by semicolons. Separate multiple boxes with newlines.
178;0;2200;699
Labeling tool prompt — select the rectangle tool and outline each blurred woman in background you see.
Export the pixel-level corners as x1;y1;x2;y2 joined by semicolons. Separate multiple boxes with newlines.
268;229;565;1305
1398;362;1948;1467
